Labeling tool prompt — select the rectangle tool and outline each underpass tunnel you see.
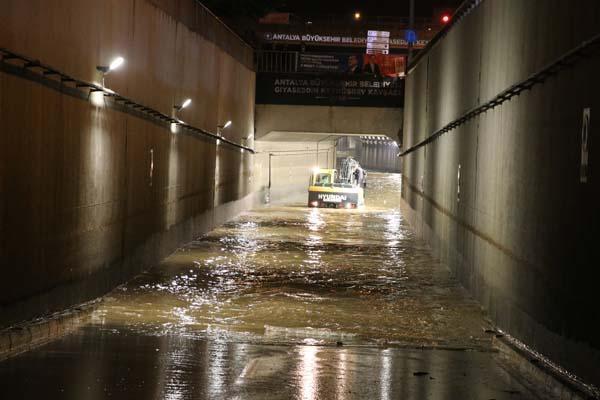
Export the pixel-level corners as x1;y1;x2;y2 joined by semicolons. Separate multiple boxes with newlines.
1;0;599;399
254;131;402;205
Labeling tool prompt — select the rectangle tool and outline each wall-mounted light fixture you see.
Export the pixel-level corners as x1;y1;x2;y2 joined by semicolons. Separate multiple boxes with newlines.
171;98;192;132
241;133;254;148
217;120;232;136
174;98;192;112
96;56;125;87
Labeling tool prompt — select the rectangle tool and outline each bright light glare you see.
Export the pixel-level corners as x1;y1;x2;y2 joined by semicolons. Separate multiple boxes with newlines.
354;12;361;20
223;120;232;129
393;141;398;146
181;98;192;109
310;201;319;207
109;57;124;71
299;346;318;400
441;15;450;23
90;91;105;107
312;166;321;174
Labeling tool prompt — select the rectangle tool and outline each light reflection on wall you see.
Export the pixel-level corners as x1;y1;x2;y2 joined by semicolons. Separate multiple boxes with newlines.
236;150;245;199
213;141;221;208
165;135;180;229
85;106;113;270
90;91;106;108
89;111;108;192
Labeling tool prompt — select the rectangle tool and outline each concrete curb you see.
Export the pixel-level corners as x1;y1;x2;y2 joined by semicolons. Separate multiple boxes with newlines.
493;333;600;400
0;299;100;361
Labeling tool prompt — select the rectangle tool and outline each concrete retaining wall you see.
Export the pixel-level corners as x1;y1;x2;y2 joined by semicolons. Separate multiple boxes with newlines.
402;0;599;386
0;0;257;327
254;140;336;204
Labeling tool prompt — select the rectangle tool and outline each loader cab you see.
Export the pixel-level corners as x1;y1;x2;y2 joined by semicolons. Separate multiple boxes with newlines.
310;169;337;187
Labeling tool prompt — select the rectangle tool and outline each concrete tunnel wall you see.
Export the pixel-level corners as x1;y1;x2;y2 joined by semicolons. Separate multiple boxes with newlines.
254;140;336;204
0;0;257;327
401;0;599;386
359;141;402;173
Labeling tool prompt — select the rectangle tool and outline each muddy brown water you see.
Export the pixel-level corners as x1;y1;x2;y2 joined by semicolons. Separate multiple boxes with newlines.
94;172;491;349
1;172;547;400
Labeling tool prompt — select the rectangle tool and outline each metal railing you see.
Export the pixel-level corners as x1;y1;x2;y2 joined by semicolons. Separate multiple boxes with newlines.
400;30;600;157
255;51;299;73
0;47;254;153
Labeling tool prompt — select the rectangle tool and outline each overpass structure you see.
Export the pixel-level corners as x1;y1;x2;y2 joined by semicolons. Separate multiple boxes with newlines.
253;27;407;198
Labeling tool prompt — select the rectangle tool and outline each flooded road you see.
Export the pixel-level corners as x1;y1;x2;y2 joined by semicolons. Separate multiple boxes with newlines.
97;173;490;349
0;173;544;399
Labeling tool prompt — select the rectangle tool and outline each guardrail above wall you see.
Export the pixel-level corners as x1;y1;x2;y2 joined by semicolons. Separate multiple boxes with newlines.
255;51;299;73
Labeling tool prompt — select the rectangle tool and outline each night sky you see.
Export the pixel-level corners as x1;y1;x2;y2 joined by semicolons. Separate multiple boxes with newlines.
203;0;464;19
279;0;463;18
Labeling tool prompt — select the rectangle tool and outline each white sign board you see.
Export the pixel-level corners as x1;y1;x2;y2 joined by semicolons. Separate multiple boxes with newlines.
366;30;390;55
366;42;389;50
367;30;390;38
366;49;389;55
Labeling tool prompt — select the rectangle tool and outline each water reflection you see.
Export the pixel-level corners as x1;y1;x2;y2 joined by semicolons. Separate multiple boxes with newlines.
380;348;392;400
94;173;491;349
307;208;325;232
336;349;348;399
298;346;319;400
207;338;228;398
161;339;193;400
0;173;538;399
0;327;537;399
